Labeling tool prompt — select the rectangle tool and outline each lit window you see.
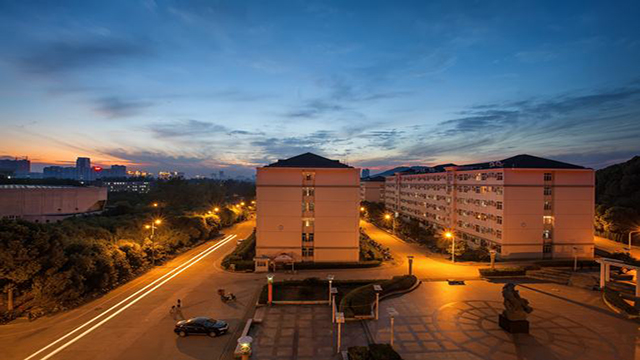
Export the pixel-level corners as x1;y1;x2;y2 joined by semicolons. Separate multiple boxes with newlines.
544;201;552;210
543;230;552;239
543;216;554;225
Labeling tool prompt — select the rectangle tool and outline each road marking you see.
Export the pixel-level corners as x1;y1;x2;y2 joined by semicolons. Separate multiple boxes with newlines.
24;234;237;360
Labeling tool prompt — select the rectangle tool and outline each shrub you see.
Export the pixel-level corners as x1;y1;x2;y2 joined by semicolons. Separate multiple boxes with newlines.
221;230;256;269
348;344;403;360
340;275;417;318
479;267;527;277
604;287;639;316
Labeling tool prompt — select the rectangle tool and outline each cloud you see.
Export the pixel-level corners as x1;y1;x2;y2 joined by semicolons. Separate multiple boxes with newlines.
20;38;152;75
94;97;153;118
149;119;263;139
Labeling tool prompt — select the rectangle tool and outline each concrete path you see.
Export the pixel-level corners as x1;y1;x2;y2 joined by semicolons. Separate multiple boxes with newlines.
594;235;640;258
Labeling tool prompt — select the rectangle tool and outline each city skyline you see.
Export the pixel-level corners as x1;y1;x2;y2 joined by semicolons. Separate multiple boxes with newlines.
1;1;640;177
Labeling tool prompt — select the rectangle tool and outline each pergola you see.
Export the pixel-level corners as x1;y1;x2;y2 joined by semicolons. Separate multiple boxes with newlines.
596;257;640;297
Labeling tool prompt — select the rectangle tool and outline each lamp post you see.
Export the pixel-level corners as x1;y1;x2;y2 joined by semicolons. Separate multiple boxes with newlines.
145;219;162;266
335;312;345;354
237;336;253;360
629;230;640;251
407;256;414;275
327;274;335;306
331;287;338;323
573;246;578;271
445;231;455;263
267;274;274;306
387;307;399;347
373;284;382;320
489;249;496;270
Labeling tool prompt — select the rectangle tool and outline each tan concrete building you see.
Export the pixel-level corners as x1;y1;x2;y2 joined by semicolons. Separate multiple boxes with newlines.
256;153;360;262
0;185;107;223
360;176;385;203
384;155;594;259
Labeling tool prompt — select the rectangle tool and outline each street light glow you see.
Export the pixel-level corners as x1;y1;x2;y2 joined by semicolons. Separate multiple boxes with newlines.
154;219;162;225
241;202;246;206
360;207;365;212
444;231;453;239
145;225;151;229
152;203;158;207
214;207;220;212
384;214;391;220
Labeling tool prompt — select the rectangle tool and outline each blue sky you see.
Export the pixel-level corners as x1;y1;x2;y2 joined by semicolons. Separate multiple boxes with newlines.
1;0;639;176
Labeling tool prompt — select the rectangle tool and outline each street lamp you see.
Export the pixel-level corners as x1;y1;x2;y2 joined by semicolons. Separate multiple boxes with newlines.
237;336;253;360
489;248;497;270
407;256;414;275
267;274;274;306
384;213;396;234
373;284;382;320
152;202;158;208
214;207;220;213
387;307;399;347
335;312;345;354
629;229;640;251
145;219;162;265
360;206;365;212
444;231;455;263
241;202;246;206
327;274;334;305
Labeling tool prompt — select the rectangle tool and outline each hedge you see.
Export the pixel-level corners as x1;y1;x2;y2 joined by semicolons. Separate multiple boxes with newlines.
348;344;403;360
340;275;418;318
292;260;381;270
221;230;256;269
479;267;527;277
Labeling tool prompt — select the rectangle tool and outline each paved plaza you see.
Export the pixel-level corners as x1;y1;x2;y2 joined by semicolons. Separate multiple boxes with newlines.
249;280;639;360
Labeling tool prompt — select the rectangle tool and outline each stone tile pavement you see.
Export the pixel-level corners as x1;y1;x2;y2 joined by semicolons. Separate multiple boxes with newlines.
249;281;639;360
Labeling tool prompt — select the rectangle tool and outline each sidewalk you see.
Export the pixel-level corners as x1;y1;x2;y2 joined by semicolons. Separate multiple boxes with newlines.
594;236;640;258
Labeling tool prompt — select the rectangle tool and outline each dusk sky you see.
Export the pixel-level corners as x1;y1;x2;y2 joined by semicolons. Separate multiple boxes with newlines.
1;0;639;177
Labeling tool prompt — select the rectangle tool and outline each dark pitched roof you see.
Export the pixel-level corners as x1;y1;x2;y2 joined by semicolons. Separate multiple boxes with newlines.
361;176;386;182
265;153;352;168
460;154;586;170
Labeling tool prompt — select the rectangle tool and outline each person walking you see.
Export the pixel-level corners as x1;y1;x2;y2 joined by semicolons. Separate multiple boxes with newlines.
169;305;177;320
177;299;182;308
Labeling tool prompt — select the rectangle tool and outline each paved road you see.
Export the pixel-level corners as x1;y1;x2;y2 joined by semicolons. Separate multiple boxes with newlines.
359;221;482;280
0;220;261;360
594;235;640;258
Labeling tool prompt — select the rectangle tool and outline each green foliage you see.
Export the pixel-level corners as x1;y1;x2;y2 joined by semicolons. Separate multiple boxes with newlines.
479;267;527;277
221;231;256;269
595;156;640;243
348;343;403;359
359;232;385;261
340;275;417;318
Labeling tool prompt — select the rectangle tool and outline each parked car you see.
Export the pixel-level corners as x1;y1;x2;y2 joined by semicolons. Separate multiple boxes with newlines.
174;317;229;337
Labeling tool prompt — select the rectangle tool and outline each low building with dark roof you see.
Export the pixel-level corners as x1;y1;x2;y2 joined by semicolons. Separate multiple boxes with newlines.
256;153;360;263
383;154;594;259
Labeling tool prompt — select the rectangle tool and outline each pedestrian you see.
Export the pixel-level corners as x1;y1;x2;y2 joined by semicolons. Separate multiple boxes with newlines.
176;306;185;320
177;299;182;308
170;305;176;320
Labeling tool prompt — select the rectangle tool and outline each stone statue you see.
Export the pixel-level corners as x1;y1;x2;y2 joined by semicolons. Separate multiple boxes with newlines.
501;283;533;321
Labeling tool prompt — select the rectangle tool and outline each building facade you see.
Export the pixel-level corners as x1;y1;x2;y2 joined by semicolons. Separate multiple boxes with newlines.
360;176;385;203
256;153;360;262
101;180;151;193
0;185;107;223
384;155;594;259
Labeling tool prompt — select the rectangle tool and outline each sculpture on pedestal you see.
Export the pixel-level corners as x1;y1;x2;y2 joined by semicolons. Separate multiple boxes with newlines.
499;283;532;333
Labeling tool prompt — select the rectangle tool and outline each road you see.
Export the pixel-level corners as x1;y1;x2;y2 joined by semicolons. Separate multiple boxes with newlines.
0;219;260;360
594;235;640;258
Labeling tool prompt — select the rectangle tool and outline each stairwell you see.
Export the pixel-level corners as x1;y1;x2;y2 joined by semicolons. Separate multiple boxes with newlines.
526;267;573;285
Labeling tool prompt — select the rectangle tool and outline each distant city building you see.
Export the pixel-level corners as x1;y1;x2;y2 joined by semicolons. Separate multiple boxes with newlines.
0;185;107;223
360;176;385;203
158;171;185;180
106;165;127;178
127;170;153;178
42;158;127;180
256;153;360;263
0;158;30;175
384;154;594;259
361;168;370;178
101;180;151;193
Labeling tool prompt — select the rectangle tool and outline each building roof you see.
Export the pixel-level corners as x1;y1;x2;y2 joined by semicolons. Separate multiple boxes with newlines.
361;176;386;182
264;153;352;168
459;154;586;170
0;185;80;189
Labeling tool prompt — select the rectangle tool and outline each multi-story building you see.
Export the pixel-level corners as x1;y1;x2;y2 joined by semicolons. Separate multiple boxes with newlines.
0;185;107;223
384;154;594;259
360;176;385;203
0;158;30;175
256;153;360;262
101;180;151;193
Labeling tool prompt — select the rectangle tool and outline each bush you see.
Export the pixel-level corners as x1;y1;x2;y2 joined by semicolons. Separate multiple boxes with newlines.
221;230;256;269
348;344;403;360
340;275;417;318
479;267;527;277
535;259;598;269
292;261;381;270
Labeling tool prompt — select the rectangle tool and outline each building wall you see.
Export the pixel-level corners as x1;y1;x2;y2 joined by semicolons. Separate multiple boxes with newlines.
0;186;107;223
256;167;360;262
360;181;385;203
383;167;594;259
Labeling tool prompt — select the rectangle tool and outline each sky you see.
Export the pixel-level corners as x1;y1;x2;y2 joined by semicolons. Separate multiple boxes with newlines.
1;0;639;177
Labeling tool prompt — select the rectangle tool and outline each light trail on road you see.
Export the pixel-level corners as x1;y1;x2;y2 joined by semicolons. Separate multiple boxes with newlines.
24;234;237;360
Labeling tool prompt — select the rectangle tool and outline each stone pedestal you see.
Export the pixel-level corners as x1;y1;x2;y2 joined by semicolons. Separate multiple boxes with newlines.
499;314;529;334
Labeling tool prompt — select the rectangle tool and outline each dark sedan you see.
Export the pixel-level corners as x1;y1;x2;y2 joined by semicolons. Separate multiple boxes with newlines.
174;317;229;337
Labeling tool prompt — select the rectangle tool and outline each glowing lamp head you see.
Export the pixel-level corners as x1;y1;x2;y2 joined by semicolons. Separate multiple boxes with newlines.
152;203;158;207
145;225;151;229
444;231;453;239
214;207;220;212
360;207;365;212
241;202;245;206
266;274;274;284
384;214;391;220
154;219;162;225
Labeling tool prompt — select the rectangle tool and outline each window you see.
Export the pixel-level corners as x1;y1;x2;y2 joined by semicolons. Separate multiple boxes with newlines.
543;230;552;239
304;219;314;227
303;202;314;211
303;187;315;196
302;247;314;257
544;173;552;181
304;172;314;181
544;201;552;210
544;186;552;196
543;243;552;253
496;201;503;210
302;233;314;242
496;173;503;181
496;216;503;225
543;216;554;225
496;230;502;239
302;233;307;242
